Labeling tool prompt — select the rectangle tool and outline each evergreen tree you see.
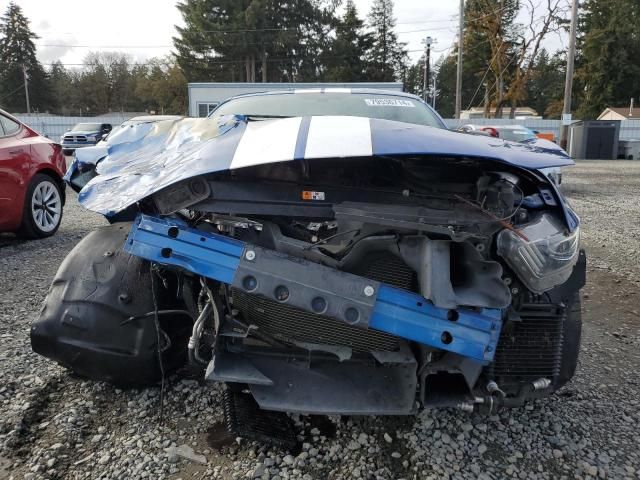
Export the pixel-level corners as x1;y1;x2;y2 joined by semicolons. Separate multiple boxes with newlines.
0;2;51;112
173;0;337;83
49;61;77;115
366;0;407;82
575;0;640;119
526;49;565;118
432;56;460;118
325;0;372;82
403;57;424;98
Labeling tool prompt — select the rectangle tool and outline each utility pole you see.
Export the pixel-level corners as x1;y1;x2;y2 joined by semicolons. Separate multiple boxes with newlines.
423;36;433;103
560;0;579;150
22;65;30;114
432;73;437;109
455;0;464;119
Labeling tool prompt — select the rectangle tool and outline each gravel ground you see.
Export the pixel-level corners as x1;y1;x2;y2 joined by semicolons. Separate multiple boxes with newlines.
1;160;640;480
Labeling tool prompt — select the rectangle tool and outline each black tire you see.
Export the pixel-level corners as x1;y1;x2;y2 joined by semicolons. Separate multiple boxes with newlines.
63;149;74;156
18;173;64;239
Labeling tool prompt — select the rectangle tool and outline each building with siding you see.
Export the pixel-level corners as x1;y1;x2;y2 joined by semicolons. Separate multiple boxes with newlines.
598;106;640;121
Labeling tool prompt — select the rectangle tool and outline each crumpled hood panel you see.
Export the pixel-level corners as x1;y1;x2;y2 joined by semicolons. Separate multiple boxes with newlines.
71;115;573;216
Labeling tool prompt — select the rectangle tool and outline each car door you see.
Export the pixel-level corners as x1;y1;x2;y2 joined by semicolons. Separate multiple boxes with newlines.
0;113;32;230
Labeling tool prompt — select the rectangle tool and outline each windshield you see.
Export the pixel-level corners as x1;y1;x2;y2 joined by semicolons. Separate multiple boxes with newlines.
212;92;445;128
498;127;537;142
71;123;102;131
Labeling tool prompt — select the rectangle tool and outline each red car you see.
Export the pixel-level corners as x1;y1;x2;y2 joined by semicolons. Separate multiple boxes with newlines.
0;109;66;238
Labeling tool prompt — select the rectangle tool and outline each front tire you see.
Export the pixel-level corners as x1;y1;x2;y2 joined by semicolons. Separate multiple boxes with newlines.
18;173;63;239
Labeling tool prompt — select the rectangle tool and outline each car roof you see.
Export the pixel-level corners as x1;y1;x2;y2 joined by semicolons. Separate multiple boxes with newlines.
0;108;24;125
223;88;425;103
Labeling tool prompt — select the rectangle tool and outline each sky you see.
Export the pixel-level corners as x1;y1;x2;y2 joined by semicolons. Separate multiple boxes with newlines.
8;0;565;70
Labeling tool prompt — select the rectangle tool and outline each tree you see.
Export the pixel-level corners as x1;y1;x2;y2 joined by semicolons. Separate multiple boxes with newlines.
463;0;520;117
325;0;373;82
173;0;338;83
49;61;78;115
135;58;188;115
575;0;640;119
433;56;463;118
502;0;569;118
0;2;51;112
366;0;407;82
403;56;424;98
526;49;565;118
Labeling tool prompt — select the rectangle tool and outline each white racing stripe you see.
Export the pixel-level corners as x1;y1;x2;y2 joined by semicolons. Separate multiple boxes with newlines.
304;116;372;159
230;117;302;169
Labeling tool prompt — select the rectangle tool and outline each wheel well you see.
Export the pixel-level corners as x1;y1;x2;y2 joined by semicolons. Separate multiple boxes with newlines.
36;168;66;205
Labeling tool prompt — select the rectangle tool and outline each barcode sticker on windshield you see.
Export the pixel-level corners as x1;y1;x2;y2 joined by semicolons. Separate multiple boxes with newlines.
364;98;415;107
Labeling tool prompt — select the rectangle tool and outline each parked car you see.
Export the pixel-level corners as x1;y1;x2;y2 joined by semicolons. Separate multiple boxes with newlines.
33;90;584;438
458;124;564;184
60;122;112;155
0;109;66;238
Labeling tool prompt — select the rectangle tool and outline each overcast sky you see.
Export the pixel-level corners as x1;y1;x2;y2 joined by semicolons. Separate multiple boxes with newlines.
9;0;564;69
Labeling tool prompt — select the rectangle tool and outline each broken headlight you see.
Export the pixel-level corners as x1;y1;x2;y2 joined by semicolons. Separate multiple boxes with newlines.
497;213;580;293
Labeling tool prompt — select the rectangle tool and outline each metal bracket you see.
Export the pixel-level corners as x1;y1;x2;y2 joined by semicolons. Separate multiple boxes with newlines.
125;214;502;364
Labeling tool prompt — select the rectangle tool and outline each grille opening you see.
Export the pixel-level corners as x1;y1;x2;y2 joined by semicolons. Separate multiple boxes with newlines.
422;373;470;406
232;251;418;353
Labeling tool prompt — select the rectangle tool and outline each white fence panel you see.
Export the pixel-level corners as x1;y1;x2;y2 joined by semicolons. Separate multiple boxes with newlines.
14;114;135;140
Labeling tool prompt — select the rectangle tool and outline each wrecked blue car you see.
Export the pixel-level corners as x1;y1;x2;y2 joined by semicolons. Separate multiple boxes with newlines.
32;90;585;424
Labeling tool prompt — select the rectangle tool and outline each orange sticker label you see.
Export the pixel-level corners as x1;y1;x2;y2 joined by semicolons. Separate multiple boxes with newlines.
302;191;326;201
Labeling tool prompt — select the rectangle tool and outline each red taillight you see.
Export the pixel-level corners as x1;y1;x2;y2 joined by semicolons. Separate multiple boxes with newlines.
482;127;499;138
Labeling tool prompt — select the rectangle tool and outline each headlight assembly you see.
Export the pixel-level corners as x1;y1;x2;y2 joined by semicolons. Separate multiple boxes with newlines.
497;213;580;293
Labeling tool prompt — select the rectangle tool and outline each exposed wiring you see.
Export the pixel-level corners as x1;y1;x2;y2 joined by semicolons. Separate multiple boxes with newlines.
120;309;193;326
454;194;529;241
303;228;361;251
150;264;166;424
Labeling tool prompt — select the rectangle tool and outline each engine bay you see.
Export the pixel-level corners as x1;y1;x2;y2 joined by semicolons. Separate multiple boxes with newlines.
33;155;585;416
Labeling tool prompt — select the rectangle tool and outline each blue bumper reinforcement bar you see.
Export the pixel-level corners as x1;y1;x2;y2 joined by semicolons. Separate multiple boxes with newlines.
124;214;502;364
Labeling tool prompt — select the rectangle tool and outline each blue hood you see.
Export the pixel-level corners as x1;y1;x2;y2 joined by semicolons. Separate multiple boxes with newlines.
69;115;573;216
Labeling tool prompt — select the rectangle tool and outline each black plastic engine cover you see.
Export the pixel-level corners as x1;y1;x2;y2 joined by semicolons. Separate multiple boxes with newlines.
31;223;189;387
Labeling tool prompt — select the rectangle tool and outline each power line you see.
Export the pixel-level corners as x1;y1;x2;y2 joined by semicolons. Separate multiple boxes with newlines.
41;48;432;68
36;18;464;39
34;8;516;51
465;39;506;111
0;82;27;103
34;26;454;50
